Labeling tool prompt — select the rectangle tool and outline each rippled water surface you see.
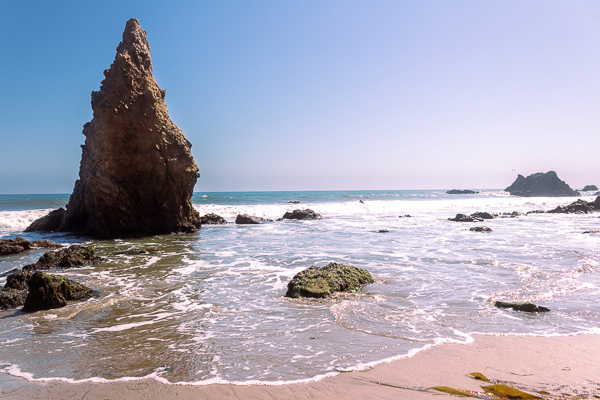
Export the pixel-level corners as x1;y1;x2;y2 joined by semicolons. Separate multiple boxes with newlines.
1;190;599;383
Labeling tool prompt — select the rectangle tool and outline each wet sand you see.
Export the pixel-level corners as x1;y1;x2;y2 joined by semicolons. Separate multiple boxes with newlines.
1;333;599;399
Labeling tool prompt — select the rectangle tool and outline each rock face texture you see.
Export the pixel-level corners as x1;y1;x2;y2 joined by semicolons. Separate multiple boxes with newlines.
505;171;579;197
26;18;200;238
285;262;374;298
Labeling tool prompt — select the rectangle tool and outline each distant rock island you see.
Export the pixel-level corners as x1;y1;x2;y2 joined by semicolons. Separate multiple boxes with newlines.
505;171;579;197
582;185;598;191
446;189;479;195
26;18;201;238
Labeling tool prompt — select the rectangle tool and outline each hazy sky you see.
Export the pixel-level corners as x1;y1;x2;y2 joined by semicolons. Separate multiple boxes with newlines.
1;1;598;193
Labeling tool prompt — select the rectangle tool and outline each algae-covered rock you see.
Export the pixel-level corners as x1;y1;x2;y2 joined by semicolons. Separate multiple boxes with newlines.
23;245;101;272
23;271;94;312
285;262;374;298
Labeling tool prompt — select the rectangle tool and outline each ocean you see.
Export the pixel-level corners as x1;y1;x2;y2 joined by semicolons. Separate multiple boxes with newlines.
0;190;599;385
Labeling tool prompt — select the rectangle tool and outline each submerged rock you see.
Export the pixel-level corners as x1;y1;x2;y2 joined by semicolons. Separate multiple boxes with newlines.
494;301;550;313
0;237;62;256
470;226;492;232
235;214;269;225
23;271;94;313
26;18;200;238
446;189;479;194
22;245;101;273
282;209;323;220
505;171;579;197
285;262;374;298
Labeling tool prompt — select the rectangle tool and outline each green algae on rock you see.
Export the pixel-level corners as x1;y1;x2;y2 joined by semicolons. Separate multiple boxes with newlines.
285;262;374;298
23;271;94;313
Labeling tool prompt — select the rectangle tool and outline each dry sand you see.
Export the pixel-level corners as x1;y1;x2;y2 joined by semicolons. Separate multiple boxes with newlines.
1;333;599;399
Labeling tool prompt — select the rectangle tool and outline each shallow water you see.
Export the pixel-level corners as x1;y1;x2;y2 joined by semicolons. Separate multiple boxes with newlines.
0;190;599;384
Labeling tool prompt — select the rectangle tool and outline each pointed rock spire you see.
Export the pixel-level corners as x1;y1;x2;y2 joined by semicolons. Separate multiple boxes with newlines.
27;18;201;238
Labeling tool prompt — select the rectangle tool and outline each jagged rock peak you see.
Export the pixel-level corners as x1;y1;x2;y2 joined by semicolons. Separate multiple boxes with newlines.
26;18;201;238
117;18;152;72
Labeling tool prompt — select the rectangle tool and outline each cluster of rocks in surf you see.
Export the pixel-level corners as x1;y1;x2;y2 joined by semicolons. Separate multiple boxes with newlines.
0;245;100;312
231;209;324;225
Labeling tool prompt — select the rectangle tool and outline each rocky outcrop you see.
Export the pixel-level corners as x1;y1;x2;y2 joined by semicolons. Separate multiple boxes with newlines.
494;301;550;313
26;18;200;238
282;209;323;220
200;213;227;225
505;171;579;197
446;189;478;194
235;214;270;224
582;185;598;191
285;262;374;298
22;245;101;272
22;271;94;313
0;237;62;256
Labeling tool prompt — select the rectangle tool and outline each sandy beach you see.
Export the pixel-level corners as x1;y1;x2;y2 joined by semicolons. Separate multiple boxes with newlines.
1;333;599;399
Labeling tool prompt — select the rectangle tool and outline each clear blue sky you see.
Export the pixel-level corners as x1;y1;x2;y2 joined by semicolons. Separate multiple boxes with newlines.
1;1;599;193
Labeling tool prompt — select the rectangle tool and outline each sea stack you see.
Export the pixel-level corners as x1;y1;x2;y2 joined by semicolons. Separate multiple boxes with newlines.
26;18;201;238
505;171;579;197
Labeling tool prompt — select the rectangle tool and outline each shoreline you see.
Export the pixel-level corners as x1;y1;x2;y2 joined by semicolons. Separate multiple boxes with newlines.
2;333;599;399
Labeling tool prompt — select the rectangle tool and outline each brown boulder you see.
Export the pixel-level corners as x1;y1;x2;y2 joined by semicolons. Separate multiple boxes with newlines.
26;18;200;238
